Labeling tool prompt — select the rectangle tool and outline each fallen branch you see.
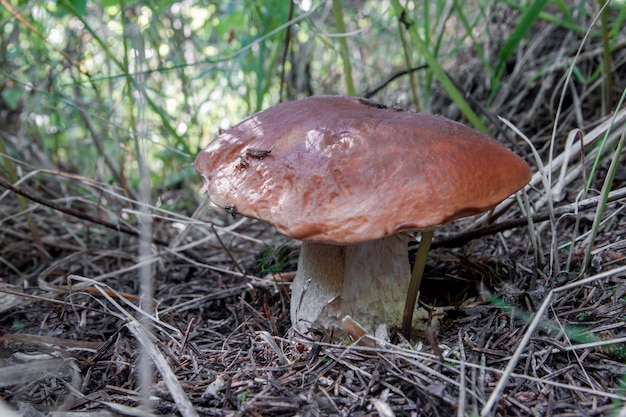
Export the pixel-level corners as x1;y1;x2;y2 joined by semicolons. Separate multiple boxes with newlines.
432;187;626;249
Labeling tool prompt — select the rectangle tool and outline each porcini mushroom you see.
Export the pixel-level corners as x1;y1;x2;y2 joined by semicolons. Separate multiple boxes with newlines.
195;96;531;339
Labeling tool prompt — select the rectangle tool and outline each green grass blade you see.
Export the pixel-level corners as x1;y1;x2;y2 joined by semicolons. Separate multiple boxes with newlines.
59;0;187;154
494;0;550;90
389;0;488;134
332;0;356;96
581;88;626;270
452;0;494;78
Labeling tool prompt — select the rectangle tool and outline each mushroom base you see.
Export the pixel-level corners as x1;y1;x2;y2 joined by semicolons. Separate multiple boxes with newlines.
291;235;425;338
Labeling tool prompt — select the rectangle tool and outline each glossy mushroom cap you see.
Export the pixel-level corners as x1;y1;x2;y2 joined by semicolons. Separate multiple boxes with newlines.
195;96;531;243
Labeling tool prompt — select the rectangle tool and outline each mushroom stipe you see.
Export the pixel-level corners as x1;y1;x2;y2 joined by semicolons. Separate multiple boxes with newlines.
195;95;531;340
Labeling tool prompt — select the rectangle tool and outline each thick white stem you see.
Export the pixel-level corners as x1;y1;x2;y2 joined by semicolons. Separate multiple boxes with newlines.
290;235;411;335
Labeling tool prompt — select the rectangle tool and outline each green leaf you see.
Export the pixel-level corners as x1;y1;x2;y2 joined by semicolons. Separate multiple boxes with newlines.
63;0;88;16
101;0;138;7
2;86;24;109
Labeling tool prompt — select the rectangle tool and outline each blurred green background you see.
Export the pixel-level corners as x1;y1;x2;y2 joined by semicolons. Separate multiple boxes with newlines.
1;0;624;209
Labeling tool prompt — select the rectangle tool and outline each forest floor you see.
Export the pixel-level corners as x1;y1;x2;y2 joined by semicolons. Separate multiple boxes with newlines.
1;118;626;416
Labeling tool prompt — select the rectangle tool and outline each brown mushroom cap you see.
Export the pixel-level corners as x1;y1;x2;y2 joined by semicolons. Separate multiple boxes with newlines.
195;96;531;244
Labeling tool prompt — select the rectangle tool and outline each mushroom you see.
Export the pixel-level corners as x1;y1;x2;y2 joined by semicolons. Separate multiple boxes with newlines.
195;96;531;339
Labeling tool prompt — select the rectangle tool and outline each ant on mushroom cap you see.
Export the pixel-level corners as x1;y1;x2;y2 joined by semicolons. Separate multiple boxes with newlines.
236;155;250;169
235;146;274;169
246;146;274;159
225;204;238;218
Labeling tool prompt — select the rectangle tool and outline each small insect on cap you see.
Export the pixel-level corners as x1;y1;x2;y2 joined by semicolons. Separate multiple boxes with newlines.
195;96;531;243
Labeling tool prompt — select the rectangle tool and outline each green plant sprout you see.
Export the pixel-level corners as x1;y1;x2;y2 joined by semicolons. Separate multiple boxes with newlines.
257;243;293;275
